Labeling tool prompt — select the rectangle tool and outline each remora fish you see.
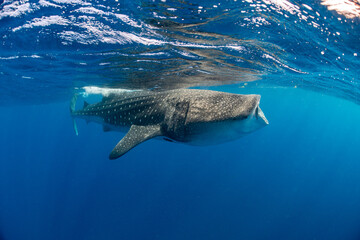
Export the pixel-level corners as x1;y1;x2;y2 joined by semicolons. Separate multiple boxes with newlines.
70;89;268;159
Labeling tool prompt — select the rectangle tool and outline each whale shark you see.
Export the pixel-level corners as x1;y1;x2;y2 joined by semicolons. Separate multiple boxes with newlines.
70;89;268;159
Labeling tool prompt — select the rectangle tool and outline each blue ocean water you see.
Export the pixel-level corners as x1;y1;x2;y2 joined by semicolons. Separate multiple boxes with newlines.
1;0;360;239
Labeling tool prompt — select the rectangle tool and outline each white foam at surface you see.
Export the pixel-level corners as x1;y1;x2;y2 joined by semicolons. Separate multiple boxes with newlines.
172;49;197;58
114;13;146;29
74;6;107;15
136;59;162;63
1;0;251;51
302;4;313;11
39;0;62;8
251;17;270;25
74;6;155;30
261;0;300;14
226;45;245;51
0;1;33;20
0;56;19;60
263;54;307;74
321;0;360;18
139;52;169;56
13;15;70;32
51;0;90;6
118;32;166;45
171;41;245;52
23;55;42;58
59;31;88;45
47;7;162;45
0;55;42;59
59;23;166;45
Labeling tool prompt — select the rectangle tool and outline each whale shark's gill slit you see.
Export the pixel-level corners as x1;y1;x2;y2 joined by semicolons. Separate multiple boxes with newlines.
163;138;174;142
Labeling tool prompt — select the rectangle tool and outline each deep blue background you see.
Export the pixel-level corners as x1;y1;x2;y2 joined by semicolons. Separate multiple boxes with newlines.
1;87;360;240
1;0;360;239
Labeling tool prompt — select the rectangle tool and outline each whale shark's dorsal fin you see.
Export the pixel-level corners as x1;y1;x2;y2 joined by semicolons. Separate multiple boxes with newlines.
83;101;89;109
109;125;162;160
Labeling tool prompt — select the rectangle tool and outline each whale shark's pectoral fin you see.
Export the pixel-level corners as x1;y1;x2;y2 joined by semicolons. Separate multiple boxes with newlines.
109;125;162;160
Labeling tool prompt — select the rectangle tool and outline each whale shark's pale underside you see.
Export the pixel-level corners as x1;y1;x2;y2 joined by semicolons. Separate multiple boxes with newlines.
70;89;268;159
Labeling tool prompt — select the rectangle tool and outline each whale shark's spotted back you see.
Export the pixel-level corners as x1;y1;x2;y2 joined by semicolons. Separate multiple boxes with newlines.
71;89;268;159
73;91;168;127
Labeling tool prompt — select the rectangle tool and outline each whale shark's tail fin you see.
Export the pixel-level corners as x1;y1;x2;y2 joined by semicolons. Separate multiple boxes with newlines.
70;94;79;136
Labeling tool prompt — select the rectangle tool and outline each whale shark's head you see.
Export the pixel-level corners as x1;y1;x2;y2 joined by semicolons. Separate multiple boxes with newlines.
182;93;269;145
232;95;269;134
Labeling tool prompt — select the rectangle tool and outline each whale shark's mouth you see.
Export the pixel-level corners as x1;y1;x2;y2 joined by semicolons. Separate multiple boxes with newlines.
255;106;269;125
252;96;268;126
